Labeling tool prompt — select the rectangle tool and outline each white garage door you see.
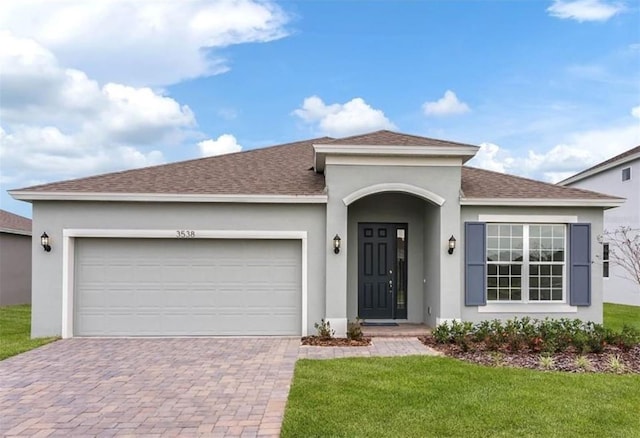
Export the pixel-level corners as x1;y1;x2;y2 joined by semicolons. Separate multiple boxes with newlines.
74;238;301;336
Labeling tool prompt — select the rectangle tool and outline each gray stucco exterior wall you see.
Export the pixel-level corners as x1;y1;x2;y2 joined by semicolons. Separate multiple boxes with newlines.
324;163;463;331
30;201;326;337
459;206;604;323
0;232;32;305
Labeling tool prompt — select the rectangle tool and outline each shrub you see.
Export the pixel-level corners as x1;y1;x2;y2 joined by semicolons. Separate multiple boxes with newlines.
485;320;506;351
607;354;626;373
346;319;363;341
450;320;474;351
472;320;492;343
314;319;334;340
539;353;555;370
432;322;451;344
613;325;640;352
574;355;593;372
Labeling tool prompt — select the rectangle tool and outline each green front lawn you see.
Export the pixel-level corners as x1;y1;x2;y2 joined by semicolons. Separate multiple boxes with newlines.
0;305;58;360
282;356;640;438
604;303;640;332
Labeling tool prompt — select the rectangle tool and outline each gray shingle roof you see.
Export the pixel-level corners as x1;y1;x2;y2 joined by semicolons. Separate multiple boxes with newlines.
11;131;619;202
0;209;32;234
461;167;617;200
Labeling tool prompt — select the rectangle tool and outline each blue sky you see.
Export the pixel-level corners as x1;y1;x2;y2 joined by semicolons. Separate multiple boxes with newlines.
1;0;639;218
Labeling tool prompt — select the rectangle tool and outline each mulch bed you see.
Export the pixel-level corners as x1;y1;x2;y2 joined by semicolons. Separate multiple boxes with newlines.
301;336;372;346
420;336;640;374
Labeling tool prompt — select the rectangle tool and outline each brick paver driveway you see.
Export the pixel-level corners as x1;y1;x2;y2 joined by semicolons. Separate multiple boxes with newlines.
0;338;300;437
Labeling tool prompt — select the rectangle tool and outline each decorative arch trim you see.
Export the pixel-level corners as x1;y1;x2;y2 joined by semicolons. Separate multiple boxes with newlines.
342;183;446;206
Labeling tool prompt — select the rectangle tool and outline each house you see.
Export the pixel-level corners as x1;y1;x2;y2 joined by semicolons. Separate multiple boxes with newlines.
9;130;623;338
558;146;640;306
0;209;32;306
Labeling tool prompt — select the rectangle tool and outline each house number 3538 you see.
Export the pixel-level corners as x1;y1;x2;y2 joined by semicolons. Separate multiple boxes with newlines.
176;230;196;238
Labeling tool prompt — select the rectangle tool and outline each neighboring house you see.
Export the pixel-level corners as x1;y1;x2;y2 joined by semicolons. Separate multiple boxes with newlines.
0;209;32;306
9;130;622;338
559;146;640;306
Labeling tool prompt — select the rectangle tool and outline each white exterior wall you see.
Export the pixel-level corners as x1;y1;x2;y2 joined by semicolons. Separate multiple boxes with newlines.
564;159;640;305
30;201;326;337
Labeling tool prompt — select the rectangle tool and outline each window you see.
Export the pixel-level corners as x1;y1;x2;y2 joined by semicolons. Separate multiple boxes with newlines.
487;224;565;302
602;243;609;278
622;167;631;181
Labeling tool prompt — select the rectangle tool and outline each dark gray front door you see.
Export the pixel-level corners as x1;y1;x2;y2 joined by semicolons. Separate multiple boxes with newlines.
358;223;408;319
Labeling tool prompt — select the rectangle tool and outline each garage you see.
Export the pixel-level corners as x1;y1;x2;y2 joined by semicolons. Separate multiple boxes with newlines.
73;238;302;336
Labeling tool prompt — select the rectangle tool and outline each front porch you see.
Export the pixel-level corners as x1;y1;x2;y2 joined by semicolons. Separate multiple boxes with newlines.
360;323;431;337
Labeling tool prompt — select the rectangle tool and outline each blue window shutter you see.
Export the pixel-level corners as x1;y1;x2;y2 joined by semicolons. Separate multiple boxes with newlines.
465;222;487;306
569;223;591;306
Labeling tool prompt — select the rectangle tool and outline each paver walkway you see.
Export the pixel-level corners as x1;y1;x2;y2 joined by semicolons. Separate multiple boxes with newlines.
0;337;437;437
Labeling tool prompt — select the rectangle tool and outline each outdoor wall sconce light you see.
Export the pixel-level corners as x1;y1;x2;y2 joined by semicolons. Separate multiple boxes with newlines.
40;232;51;252
333;234;341;254
448;235;456;254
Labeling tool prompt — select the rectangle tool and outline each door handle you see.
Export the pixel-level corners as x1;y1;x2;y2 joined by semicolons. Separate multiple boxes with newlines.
389;279;393;292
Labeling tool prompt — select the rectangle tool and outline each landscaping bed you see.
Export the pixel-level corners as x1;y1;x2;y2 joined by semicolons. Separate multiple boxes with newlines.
421;336;640;373
421;317;640;374
301;336;371;346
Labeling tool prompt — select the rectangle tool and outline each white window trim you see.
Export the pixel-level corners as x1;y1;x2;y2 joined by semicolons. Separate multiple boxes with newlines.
602;242;610;279
485;222;572;308
478;303;577;313
61;229;308;339
479;215;578;223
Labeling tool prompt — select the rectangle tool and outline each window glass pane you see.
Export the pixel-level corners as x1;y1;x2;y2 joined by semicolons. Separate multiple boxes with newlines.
551;277;563;288
488;277;497;287
499;265;509;275
488;237;499;249
541;265;550;275
552;289;563;300
513;265;522;276
512;289;521;300
530;277;539;288
530;225;540;237
499;277;509;287
552;249;564;262
552;265;562;275
499;225;510;236
603;262;609;278
540;289;551;300
488;264;497;275
529;265;539;275
488;225;499;237
512;226;523;237
529;289;539;300
512;250;523;262
499;289;510;300
487;250;499;262
488;288;498;300
511;277;521;288
541;277;550;288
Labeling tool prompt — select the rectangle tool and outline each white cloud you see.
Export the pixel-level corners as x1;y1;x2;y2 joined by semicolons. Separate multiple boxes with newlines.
468;107;640;183
293;96;395;137
0;32;197;187
0;0;289;86
422;90;470;117
198;134;243;157
547;0;624;22
467;143;514;173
